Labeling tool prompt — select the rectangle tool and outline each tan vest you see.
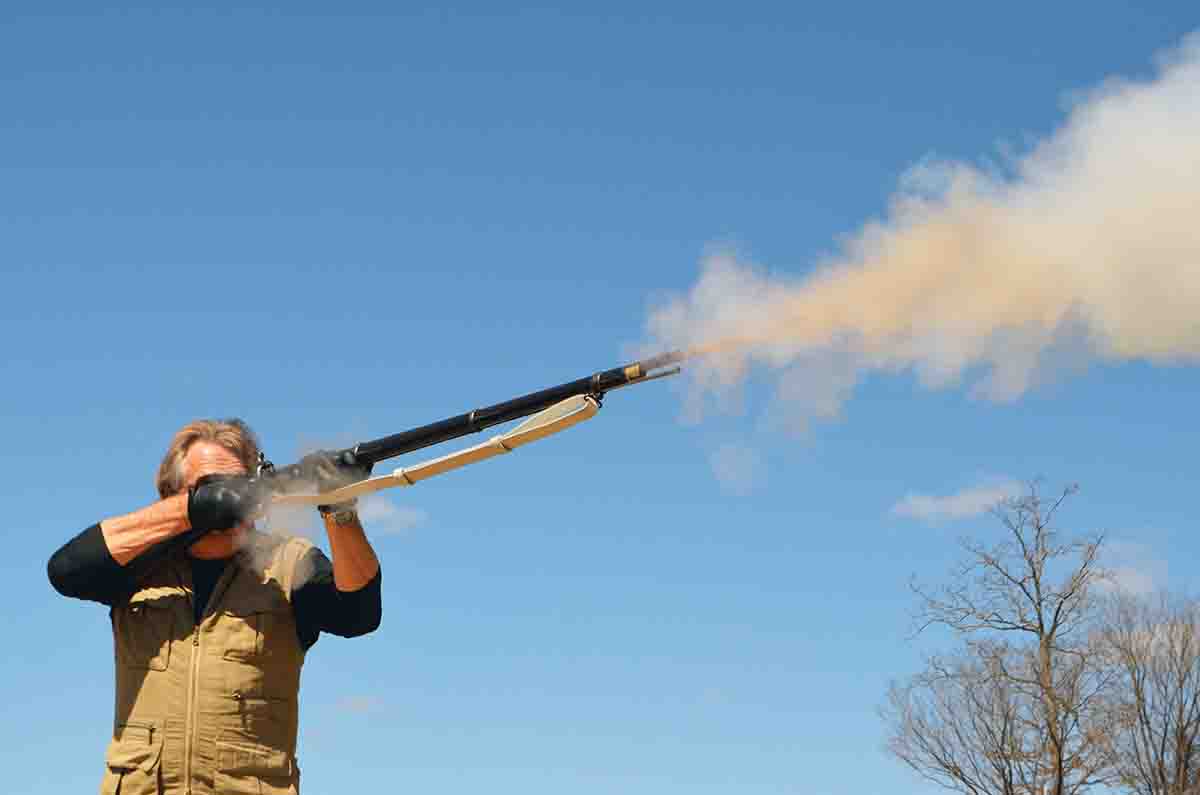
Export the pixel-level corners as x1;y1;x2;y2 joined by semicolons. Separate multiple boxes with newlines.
100;531;313;795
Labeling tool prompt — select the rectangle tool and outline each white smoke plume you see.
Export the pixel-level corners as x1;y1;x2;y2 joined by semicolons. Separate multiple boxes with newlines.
646;34;1200;429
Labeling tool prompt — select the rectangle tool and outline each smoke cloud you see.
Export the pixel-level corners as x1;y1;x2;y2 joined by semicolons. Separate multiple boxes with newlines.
1098;540;1169;596
356;495;427;536
891;478;1023;522
708;442;766;496
646;34;1200;429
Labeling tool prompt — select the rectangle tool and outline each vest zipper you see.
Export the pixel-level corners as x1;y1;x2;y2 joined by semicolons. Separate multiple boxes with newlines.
182;558;237;794
183;624;201;794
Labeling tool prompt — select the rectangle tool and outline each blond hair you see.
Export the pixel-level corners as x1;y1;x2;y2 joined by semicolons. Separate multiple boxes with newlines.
155;418;261;498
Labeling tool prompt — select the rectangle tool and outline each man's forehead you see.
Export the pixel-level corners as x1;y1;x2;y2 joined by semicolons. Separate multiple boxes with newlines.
184;441;246;472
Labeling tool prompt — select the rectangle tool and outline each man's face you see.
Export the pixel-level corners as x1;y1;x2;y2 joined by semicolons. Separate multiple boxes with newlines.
182;440;251;559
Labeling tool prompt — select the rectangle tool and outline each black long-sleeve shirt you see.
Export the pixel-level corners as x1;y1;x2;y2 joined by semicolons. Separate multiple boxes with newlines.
48;524;381;651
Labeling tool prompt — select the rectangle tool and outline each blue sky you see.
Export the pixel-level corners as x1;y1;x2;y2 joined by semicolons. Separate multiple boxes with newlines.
3;3;1198;793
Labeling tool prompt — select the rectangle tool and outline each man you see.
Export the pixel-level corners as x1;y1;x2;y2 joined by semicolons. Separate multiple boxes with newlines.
47;418;382;795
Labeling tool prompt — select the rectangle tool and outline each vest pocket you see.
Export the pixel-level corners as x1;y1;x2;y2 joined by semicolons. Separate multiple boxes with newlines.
230;693;294;748
215;737;298;795
223;610;269;661
113;596;175;671
99;722;163;795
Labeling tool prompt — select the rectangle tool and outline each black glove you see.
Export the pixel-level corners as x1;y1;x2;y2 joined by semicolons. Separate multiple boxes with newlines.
296;449;373;515
187;474;264;533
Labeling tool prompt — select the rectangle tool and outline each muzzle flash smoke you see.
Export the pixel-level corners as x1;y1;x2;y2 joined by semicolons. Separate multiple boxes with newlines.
646;33;1200;428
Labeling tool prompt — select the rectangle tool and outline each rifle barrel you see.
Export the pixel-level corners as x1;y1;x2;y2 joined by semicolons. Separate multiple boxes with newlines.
349;350;687;466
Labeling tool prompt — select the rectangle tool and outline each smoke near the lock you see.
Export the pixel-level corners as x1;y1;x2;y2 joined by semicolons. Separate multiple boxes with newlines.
646;33;1200;432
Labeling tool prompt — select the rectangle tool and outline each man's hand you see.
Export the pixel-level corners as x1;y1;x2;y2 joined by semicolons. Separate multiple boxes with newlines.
296;450;373;514
298;450;373;493
188;474;264;533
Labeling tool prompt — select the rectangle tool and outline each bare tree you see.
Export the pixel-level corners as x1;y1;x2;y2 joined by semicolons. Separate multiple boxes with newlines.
882;483;1114;795
1097;593;1200;795
886;641;1047;795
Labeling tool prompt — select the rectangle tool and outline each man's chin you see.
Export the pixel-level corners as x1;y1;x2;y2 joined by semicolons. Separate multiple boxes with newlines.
188;525;252;559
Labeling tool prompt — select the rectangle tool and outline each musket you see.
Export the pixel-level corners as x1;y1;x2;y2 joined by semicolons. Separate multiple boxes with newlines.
259;350;688;506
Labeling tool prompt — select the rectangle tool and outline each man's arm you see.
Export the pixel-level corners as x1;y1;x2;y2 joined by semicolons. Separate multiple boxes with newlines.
293;449;381;591
47;477;262;604
286;450;383;648
100;494;191;565
47;524;140;605
322;511;380;591
47;496;192;605
291;541;382;651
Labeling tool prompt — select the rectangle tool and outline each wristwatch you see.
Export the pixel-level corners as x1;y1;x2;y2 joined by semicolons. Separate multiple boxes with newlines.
319;504;359;524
